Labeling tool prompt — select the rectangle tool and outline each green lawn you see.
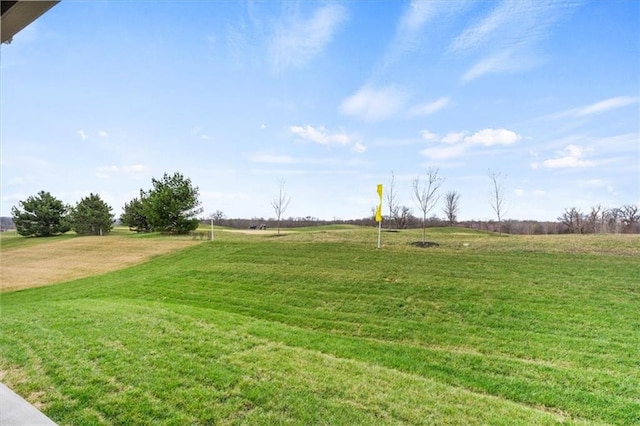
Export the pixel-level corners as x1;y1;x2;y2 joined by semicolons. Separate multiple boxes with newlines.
1;228;638;424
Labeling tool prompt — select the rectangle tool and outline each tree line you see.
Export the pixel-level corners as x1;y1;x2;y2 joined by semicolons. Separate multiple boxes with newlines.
8;169;639;237
10;172;201;237
558;205;639;234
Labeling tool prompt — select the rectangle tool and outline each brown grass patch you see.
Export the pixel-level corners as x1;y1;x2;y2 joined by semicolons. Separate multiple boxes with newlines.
0;236;198;292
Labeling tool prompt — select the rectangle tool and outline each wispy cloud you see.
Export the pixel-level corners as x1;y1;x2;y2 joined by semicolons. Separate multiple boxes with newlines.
453;0;582;82
340;85;407;121
290;125;350;146
408;97;450;117
77;129;87;140
96;164;148;179
289;125;366;153
382;1;469;69
269;4;347;73
553;96;639;118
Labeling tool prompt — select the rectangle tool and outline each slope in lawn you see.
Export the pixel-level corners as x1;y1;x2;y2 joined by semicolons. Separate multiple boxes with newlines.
1;229;638;424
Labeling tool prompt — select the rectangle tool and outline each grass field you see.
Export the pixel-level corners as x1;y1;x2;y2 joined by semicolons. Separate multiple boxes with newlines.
1;227;638;424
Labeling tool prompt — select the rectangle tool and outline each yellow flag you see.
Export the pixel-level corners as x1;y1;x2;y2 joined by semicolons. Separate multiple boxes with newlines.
375;204;382;222
375;184;383;222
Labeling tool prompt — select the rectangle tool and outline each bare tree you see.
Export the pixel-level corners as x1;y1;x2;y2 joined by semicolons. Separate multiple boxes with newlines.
586;205;602;234
397;206;412;229
271;179;291;235
412;168;444;244
385;171;400;229
488;170;507;235
443;191;460;226
211;210;225;224
620;204;640;231
559;207;583;234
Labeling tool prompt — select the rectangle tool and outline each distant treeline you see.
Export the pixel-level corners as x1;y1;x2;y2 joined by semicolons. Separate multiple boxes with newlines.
203;214;640;235
4;212;638;236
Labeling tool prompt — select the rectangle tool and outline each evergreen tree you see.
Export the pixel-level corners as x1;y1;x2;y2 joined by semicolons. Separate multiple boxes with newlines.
120;193;151;233
11;191;71;237
144;172;202;234
72;193;114;235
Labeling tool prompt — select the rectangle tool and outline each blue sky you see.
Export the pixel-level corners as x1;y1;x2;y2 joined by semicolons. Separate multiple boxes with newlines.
2;0;638;221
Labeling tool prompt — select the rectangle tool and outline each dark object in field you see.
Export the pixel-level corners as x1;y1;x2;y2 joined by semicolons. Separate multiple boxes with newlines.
411;241;439;248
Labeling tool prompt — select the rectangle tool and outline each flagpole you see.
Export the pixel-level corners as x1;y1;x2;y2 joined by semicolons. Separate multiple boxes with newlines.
376;183;383;249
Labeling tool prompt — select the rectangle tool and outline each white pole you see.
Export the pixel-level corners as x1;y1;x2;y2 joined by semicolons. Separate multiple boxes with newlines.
377;219;382;249
210;218;214;241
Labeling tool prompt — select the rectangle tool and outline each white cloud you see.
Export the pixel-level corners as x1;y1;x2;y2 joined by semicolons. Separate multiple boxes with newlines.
77;129;87;140
441;132;466;144
409;97;450;117
453;1;581;82
461;49;536;83
99;130;108;138
420;130;438;141
97;164;148;179
124;164;147;174
340;85;407;121
400;0;437;34
382;0;468;67
577;96;637;115
289;125;352;146
464;128;521;146
539;145;594;169
351;142;367;153
269;4;347;72
514;189;525;196
533;190;546;197
554;96;639;118
419;127;521;161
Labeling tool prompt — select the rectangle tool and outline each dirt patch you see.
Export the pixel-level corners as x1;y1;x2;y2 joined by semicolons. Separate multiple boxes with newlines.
0;236;198;292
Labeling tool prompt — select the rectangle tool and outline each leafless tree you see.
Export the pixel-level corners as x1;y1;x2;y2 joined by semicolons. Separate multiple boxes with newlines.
385;171;400;229
443;191;460;226
586;205;602;234
620;204;639;231
271;179;291;235
488;170;507;235
211;210;225;224
608;207;622;233
412;168;444;243
599;208;610;234
397;206;412;229
560;207;583;234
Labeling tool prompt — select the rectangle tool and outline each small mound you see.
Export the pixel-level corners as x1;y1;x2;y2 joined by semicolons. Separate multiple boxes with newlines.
410;241;440;248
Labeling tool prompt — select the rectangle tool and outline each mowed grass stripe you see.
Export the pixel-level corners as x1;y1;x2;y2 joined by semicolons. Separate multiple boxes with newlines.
1;229;638;424
2;299;579;425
